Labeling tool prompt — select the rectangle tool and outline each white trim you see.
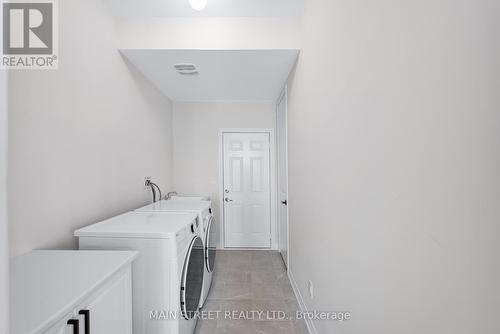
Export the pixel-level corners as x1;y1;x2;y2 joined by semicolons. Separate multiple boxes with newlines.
276;86;290;270
288;270;317;334
0;35;9;334
218;128;277;250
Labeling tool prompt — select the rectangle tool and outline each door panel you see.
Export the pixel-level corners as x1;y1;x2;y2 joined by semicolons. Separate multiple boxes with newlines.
230;157;243;191
250;158;264;191
231;204;244;233
223;132;271;248
277;92;289;267
87;270;132;334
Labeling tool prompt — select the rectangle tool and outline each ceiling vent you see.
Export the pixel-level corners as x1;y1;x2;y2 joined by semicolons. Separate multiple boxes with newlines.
174;63;199;75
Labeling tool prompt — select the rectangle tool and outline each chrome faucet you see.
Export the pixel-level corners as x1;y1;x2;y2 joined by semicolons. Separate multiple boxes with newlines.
166;191;178;200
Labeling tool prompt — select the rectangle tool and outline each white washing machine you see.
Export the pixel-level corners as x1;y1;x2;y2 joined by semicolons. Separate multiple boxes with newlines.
135;199;215;308
74;212;204;334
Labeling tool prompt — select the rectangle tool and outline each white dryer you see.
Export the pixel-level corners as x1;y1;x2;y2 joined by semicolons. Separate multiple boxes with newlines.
75;212;203;334
135;199;215;308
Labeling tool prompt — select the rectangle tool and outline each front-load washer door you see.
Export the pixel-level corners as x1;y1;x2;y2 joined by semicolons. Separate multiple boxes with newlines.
205;216;216;273
180;236;204;319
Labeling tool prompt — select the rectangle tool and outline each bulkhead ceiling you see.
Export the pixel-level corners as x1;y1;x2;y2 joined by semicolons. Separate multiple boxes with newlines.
104;0;304;18
121;49;299;101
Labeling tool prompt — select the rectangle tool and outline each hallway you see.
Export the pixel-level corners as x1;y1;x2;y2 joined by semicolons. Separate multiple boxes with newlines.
195;251;308;334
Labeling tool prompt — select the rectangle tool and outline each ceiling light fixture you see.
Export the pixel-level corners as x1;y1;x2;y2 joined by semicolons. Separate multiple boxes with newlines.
188;0;207;11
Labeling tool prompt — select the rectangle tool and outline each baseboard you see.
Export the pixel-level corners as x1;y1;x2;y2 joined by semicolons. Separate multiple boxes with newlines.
288;270;318;334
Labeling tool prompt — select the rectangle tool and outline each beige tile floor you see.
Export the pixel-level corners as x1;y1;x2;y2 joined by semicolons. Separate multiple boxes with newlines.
195;250;309;334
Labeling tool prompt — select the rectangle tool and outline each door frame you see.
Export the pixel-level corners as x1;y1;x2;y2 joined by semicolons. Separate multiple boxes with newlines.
218;128;277;250
276;86;290;269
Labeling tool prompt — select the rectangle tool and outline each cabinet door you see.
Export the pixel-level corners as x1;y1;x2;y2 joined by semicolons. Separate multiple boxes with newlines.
85;267;133;334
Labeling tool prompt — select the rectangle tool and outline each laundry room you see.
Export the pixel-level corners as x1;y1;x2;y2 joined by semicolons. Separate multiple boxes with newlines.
2;0;500;334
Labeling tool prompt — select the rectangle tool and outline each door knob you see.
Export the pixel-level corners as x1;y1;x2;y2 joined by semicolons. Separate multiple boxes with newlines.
225;197;233;202
281;200;288;206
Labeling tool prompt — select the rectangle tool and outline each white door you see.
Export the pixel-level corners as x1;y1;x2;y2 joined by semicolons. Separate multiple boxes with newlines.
277;91;289;267
223;132;271;248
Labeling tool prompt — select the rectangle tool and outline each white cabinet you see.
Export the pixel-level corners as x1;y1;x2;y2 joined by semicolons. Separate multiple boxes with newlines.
44;267;132;334
84;268;132;334
10;251;137;334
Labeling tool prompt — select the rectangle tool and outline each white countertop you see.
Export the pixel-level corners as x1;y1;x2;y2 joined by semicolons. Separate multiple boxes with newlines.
10;250;138;334
135;199;211;213
74;211;198;239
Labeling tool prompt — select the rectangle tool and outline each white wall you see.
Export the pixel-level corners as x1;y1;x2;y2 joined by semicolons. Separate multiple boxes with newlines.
172;101;275;248
287;0;500;333
0;66;9;334
8;0;174;256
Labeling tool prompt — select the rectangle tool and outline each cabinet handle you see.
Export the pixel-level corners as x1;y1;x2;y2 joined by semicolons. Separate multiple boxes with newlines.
67;319;79;334
78;310;90;334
